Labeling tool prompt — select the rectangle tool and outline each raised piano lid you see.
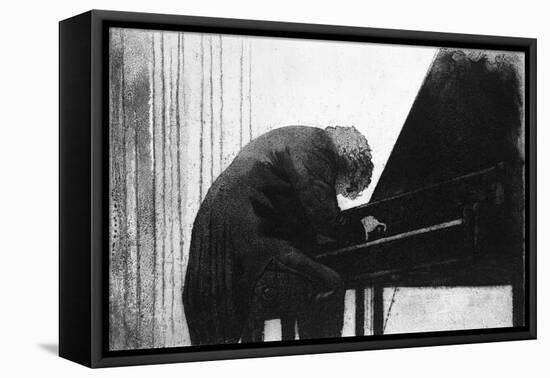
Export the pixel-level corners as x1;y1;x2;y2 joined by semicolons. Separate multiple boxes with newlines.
370;48;524;203
325;48;526;294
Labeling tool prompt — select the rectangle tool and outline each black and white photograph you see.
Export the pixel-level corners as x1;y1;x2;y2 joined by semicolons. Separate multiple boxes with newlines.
1;0;545;375
108;27;527;350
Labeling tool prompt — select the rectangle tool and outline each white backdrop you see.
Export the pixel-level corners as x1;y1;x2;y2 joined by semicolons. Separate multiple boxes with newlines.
249;37;436;208
0;0;546;377
107;27;437;349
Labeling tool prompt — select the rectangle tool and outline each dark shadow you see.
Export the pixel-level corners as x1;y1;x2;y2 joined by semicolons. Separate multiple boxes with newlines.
38;343;58;356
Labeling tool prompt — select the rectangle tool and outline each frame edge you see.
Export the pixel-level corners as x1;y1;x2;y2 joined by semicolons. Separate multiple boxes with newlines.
59;11;94;368
83;9;537;367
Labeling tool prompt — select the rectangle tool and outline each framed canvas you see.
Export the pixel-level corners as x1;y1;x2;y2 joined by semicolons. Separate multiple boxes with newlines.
59;10;537;368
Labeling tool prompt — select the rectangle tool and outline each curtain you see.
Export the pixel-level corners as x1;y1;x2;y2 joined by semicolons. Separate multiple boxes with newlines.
109;28;254;350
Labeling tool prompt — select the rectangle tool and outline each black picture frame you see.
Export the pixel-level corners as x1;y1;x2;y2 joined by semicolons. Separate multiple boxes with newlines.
59;9;537;368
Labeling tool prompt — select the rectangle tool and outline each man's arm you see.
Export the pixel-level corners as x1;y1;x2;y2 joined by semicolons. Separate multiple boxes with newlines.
284;145;365;243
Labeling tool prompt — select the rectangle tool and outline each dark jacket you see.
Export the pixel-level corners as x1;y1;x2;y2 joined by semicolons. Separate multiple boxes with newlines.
183;126;363;345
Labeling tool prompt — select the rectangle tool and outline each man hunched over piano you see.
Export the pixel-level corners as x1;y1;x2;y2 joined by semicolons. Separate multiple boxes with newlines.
183;125;385;345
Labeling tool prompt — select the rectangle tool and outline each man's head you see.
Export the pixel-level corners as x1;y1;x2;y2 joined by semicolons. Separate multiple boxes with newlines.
325;126;373;200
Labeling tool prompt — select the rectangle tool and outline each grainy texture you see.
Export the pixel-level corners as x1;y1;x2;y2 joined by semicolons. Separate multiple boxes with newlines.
109;28;525;350
109;28;253;350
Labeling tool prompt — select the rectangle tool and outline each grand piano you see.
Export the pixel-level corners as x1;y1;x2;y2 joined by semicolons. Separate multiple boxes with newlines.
244;49;525;341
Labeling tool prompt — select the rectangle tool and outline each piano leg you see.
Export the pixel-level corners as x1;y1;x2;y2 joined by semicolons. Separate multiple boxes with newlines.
355;288;365;336
372;285;384;335
281;317;296;340
512;270;525;327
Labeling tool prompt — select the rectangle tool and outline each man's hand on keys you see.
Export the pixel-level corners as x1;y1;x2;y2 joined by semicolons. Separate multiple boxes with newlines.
361;216;386;240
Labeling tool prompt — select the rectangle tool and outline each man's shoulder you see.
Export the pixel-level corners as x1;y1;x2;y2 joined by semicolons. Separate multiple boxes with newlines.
263;126;330;146
270;125;325;136
239;126;335;164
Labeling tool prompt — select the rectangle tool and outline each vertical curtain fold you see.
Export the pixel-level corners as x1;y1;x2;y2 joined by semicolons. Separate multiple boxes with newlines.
109;29;254;350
